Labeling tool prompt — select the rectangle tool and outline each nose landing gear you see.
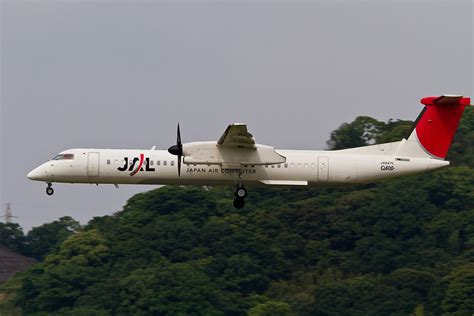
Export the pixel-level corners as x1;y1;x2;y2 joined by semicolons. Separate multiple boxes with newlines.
46;183;54;196
233;184;247;209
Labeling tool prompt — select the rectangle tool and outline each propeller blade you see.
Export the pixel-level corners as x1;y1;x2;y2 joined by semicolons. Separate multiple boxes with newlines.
167;123;183;178
168;123;183;156
177;123;182;147
177;124;182;178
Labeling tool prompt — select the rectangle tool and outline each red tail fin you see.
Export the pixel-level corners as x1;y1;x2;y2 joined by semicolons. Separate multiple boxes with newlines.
411;95;471;159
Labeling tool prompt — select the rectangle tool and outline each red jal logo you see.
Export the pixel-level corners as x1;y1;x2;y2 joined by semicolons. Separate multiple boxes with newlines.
117;154;155;176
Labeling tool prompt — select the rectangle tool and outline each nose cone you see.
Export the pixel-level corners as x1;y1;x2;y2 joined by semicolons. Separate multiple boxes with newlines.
27;166;45;181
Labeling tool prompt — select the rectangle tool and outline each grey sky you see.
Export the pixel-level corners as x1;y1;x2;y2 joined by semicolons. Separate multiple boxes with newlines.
1;0;472;231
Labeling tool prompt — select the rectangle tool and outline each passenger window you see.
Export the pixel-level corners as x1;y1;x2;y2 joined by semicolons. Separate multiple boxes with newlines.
164;161;167;166
150;160;154;166
311;163;315;168
290;163;295;168
107;160;111;165
271;165;275;168
171;161;175;166
157;161;161;166
304;163;309;168
297;163;302;168
277;164;281;168
284;163;288;168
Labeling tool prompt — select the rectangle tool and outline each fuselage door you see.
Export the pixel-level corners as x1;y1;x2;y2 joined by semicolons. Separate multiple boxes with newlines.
88;152;100;177
318;156;329;181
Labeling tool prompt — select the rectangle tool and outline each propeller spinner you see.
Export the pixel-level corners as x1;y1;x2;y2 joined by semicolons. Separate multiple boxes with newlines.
168;124;183;177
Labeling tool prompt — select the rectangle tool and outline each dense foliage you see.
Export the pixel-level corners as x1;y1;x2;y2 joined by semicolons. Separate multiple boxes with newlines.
0;217;80;260
0;223;28;254
7;109;474;315
326;116;413;150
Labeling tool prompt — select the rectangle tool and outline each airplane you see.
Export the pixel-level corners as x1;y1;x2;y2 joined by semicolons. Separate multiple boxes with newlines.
28;95;471;209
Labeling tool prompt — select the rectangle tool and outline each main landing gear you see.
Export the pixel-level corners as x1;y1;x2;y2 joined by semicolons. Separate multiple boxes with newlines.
46;183;54;196
233;184;247;209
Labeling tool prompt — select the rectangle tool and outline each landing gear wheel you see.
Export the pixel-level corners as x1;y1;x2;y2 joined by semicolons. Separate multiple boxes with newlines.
46;187;54;196
235;187;247;198
233;197;245;209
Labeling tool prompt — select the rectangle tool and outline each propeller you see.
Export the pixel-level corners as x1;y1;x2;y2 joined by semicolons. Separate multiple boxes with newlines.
168;123;183;177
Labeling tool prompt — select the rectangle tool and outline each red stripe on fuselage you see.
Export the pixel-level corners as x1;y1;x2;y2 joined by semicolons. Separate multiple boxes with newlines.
129;153;145;176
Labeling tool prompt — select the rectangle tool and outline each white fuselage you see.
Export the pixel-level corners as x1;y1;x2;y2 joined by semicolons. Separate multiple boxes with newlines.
27;145;449;187
27;95;471;206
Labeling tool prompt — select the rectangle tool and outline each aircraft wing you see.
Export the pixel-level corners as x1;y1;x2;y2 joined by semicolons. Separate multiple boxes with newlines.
217;124;256;149
182;123;285;165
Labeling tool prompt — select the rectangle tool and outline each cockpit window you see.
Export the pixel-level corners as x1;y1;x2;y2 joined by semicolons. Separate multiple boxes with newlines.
52;154;74;160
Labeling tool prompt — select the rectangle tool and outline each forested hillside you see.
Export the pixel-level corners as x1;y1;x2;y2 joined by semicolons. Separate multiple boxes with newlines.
3;110;474;315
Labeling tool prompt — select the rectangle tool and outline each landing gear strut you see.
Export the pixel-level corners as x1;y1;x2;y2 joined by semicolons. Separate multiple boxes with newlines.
233;183;247;209
46;183;54;196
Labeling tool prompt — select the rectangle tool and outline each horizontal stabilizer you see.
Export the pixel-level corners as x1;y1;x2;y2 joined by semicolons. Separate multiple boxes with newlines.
421;95;471;106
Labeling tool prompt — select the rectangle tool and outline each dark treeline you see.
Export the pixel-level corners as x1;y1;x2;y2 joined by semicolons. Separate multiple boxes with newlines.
2;110;473;315
0;216;81;261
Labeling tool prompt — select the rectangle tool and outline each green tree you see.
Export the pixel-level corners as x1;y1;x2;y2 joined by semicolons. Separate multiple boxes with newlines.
385;268;436;298
327;116;412;149
448;109;474;166
441;264;474;315
311;276;418;316
15;230;109;314
248;301;295;316
118;260;225;315
0;222;27;254
376;119;413;143
327;116;383;149
26;216;81;260
412;304;425;316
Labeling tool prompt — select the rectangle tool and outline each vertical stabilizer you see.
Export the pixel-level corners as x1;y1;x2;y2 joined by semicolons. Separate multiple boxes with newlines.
396;95;471;159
